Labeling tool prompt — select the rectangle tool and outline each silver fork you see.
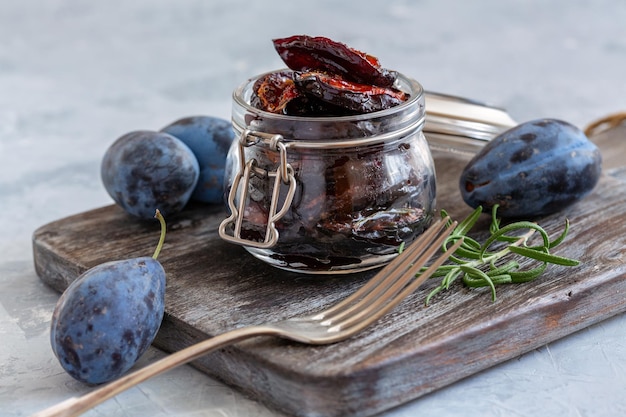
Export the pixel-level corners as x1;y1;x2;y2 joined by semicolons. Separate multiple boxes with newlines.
31;217;462;417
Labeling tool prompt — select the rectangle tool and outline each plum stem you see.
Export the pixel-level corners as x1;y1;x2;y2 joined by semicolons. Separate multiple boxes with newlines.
152;209;166;260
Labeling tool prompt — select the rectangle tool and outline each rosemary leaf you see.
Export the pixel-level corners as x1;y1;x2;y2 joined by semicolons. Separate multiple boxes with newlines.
508;245;581;266
417;205;580;304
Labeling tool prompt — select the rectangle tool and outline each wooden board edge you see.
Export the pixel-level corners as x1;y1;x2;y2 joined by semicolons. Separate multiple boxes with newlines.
32;228;89;293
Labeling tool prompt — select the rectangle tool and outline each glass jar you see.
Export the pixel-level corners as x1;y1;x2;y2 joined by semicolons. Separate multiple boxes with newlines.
219;71;436;274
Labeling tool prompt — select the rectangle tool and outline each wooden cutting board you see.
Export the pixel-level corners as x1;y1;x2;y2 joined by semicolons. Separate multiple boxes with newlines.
33;125;626;417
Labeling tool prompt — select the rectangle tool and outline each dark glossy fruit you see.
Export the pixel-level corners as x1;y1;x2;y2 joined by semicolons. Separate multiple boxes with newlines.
50;257;166;384
101;130;199;218
161;116;235;203
460;119;602;218
294;71;407;114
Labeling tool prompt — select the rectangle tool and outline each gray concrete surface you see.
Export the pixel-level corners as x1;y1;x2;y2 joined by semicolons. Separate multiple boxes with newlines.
1;1;625;416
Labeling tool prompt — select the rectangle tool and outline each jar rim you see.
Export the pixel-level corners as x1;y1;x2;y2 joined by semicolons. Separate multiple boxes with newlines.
232;69;425;123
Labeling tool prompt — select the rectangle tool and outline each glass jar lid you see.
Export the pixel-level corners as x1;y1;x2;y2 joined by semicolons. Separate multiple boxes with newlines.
423;92;517;154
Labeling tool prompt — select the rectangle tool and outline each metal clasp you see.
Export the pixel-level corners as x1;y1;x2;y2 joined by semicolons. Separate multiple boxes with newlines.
218;129;297;249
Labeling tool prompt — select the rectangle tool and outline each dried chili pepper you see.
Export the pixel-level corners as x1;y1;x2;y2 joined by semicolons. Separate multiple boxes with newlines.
273;35;398;88
294;71;408;114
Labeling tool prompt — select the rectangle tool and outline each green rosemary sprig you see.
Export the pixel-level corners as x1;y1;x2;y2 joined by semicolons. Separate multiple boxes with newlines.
418;205;580;305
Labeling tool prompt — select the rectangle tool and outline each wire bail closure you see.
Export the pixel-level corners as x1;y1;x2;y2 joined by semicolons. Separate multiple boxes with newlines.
218;129;297;248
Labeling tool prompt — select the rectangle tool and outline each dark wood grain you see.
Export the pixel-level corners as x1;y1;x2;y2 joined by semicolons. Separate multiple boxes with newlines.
32;129;626;417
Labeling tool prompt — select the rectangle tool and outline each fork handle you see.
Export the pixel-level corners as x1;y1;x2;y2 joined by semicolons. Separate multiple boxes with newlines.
30;325;278;417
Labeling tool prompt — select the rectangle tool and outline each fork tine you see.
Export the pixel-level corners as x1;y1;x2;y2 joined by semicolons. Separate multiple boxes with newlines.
323;219;458;328
312;217;450;321
314;216;454;322
330;235;464;332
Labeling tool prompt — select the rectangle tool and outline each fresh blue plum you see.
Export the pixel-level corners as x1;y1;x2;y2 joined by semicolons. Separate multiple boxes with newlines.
160;116;235;203
460;119;602;218
50;257;166;384
101;130;200;219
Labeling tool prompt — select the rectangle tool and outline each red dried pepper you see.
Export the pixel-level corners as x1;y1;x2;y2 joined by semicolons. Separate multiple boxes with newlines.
273;35;398;88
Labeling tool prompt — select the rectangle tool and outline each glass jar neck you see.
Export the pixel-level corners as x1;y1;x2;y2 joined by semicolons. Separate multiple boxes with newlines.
231;71;425;147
